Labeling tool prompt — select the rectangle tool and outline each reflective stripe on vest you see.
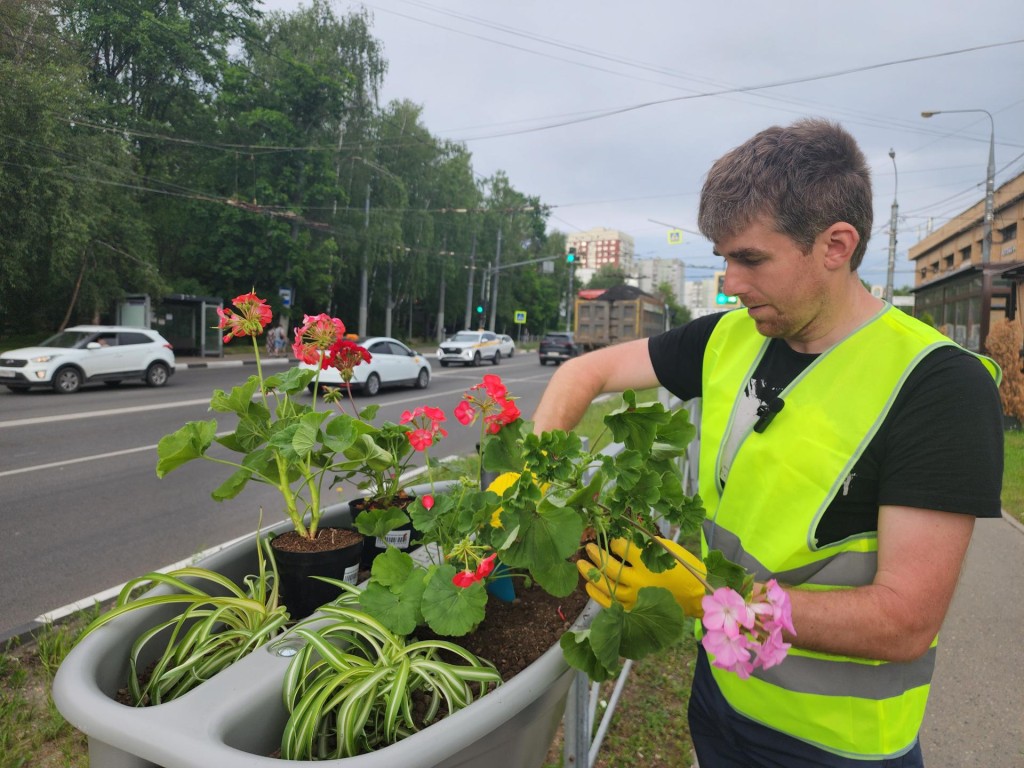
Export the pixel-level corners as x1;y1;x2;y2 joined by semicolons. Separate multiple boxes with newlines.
697;305;999;758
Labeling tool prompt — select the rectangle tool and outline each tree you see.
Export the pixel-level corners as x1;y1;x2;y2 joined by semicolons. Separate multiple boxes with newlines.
654;281;691;327
0;0;161;334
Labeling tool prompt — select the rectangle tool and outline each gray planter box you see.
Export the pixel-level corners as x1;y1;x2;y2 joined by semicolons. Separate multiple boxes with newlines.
52;499;599;768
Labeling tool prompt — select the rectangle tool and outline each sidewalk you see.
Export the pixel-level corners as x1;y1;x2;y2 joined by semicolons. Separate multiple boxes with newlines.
919;512;1024;767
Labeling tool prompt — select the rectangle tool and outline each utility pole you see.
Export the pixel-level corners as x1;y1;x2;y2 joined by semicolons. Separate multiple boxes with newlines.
884;149;899;304
565;262;575;332
359;184;370;336
488;228;502;332
464;234;477;331
436;237;447;344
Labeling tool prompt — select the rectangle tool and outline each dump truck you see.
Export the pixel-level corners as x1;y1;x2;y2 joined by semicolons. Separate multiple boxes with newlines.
572;284;668;351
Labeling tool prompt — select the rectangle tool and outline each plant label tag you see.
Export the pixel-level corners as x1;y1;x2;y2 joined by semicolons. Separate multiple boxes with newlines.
343;564;360;585
377;530;412;549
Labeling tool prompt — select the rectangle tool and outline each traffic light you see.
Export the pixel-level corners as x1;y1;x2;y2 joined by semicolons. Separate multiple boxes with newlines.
715;272;738;305
566;247;576;264
476;304;484;314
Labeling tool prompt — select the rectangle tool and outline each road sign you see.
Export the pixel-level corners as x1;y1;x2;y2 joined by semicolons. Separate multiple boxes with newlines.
514;310;527;324
279;288;292;307
667;229;683;245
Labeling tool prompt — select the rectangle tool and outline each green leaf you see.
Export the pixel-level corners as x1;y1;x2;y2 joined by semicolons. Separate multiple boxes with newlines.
704;550;753;596
353;506;409;538
357;579;424;636
367;546;415;589
409;492;456;537
665;494;706;537
500;497;583;575
343;433;394;473
357;403;381;422
209;377;261;416
602;390;661;446
559;629;620;682
265;366;316;395
420;565;487;637
529;558;580;597
211;467;254;501
653;408;697;455
290;410;330;458
617;587;686;659
156;420;218;477
481;421;526;474
322;414;363;453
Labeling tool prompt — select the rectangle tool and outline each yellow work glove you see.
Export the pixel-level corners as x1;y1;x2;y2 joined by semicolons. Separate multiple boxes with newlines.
578;537;706;618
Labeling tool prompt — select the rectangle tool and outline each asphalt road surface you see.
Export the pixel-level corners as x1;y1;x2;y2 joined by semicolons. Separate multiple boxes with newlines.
0;353;556;638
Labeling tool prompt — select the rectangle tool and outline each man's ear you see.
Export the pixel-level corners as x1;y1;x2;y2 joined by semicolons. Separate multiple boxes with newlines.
821;222;859;270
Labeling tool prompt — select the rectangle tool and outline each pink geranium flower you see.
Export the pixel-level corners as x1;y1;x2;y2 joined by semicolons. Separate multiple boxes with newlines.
702;587;755;636
703;626;755;678
701;580;795;677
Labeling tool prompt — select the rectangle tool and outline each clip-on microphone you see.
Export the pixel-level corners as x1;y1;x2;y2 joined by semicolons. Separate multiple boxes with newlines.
753;396;785;433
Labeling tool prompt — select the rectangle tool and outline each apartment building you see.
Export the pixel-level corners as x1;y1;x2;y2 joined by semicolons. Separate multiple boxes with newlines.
565;227;636;275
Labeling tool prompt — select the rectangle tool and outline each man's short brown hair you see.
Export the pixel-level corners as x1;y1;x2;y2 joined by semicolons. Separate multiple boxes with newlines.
698;118;873;270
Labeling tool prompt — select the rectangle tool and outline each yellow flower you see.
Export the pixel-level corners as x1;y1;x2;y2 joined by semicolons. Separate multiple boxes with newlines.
486;472;521;528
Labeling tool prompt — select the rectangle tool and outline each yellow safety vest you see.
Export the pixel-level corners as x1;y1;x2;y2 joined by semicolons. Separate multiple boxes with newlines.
697;305;999;759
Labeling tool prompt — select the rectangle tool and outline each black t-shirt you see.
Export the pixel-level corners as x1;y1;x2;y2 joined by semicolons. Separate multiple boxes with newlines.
649;312;1004;546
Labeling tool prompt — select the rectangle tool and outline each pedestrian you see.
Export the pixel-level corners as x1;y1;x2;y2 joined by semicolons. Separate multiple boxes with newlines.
532;118;1004;767
267;324;286;357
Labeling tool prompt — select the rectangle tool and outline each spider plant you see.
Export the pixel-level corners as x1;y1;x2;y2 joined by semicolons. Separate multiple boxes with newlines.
280;582;502;760
77;536;289;705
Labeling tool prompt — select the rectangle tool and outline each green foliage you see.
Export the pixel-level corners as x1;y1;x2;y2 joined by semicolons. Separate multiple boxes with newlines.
357;386;734;682
155;324;430;539
280;584;501;760
76;537;288;705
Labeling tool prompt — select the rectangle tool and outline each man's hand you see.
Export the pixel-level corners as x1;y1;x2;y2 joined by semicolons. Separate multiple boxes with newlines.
578;537;707;617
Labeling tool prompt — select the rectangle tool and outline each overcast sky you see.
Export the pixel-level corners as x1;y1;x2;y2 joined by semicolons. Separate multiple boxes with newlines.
263;0;1024;288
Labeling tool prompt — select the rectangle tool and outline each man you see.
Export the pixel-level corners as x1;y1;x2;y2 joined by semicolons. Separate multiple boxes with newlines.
532;119;1004;767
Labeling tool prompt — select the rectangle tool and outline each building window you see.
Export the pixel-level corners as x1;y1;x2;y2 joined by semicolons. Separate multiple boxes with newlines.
944;254;955;270
959;245;972;263
999;222;1017;243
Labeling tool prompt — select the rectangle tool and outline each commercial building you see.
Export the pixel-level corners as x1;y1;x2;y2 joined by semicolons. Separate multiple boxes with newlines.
908;170;1024;352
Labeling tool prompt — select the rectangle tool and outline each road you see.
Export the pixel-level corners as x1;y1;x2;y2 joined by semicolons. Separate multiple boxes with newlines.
0;353;556;639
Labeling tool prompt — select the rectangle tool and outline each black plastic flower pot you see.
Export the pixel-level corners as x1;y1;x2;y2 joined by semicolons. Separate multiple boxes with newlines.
270;528;363;620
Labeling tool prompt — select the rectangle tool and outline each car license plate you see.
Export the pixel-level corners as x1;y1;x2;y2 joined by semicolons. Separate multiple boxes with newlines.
0;370;14;377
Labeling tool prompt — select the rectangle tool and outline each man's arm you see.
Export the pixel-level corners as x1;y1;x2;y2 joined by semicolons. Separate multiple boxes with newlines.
782;505;974;662
531;338;661;432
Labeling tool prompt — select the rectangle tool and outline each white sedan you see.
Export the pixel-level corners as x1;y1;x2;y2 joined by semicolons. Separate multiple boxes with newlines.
301;336;431;396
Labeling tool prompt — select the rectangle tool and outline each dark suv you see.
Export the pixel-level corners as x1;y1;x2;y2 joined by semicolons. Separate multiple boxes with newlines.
538;332;578;365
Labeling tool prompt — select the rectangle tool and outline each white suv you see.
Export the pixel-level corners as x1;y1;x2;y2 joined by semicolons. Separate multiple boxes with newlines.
436;330;502;367
0;325;176;394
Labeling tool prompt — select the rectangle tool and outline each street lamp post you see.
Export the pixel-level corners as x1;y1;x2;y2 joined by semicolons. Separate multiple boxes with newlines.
884;149;899;304
921;109;996;263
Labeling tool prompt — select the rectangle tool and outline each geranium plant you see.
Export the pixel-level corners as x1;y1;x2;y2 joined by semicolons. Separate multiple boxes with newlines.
355;378;791;682
154;292;412;544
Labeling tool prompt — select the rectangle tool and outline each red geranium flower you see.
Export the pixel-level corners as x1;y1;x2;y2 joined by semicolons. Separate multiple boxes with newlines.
292;313;346;367
331;340;371;383
217;292;273;343
476;553;498;579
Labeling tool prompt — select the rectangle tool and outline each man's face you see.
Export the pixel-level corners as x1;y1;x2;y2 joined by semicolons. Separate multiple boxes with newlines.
714;217;832;344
